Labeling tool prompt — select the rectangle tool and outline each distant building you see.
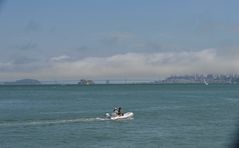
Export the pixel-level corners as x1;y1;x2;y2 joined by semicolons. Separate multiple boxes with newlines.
159;74;239;84
78;79;95;85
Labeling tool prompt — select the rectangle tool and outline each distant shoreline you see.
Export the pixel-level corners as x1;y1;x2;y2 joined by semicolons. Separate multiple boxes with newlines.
1;74;239;85
0;83;238;86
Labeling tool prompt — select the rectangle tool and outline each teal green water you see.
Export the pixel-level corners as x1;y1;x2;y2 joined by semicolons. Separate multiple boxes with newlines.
0;84;239;148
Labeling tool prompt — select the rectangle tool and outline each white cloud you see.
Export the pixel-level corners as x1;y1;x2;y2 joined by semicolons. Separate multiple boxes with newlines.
0;62;13;70
50;55;72;62
1;48;239;80
102;31;134;44
38;48;239;80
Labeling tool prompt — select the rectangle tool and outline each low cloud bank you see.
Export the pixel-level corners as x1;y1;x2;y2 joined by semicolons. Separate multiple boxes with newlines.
1;48;239;80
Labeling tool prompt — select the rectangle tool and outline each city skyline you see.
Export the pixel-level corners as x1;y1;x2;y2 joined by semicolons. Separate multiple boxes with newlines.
1;0;239;81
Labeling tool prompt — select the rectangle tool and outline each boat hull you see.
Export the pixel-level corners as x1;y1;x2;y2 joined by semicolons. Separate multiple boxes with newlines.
106;112;134;120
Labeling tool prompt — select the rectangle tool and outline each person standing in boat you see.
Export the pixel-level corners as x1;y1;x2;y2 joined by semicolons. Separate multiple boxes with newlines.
117;107;124;116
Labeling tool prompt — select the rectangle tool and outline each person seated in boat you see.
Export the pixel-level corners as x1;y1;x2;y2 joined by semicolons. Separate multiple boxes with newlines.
113;107;118;113
117;107;124;116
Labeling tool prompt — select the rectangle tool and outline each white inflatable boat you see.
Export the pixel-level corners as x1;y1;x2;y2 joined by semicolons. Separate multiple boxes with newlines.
106;112;134;120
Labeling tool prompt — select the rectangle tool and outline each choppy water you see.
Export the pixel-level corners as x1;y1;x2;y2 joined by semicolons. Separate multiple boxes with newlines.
0;84;239;148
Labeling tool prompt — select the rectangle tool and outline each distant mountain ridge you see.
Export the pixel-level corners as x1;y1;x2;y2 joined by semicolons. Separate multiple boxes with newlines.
4;79;41;85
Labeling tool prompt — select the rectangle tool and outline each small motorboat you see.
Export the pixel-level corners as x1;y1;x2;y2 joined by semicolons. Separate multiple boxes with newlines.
105;112;134;120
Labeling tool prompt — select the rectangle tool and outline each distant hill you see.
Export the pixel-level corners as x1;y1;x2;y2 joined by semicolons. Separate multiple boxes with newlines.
4;79;41;85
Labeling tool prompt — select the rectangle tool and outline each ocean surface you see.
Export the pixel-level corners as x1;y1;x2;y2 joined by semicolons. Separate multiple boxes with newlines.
0;84;239;148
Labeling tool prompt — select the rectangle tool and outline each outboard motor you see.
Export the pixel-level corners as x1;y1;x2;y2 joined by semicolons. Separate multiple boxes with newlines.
105;113;111;118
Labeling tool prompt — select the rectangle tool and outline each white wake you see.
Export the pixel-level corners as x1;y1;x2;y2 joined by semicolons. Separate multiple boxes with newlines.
0;117;109;127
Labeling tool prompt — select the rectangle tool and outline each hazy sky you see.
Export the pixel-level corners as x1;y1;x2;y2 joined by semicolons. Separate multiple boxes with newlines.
1;0;239;81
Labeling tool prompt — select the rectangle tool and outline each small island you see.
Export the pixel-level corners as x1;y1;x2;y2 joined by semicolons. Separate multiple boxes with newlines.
4;79;41;85
77;79;95;85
